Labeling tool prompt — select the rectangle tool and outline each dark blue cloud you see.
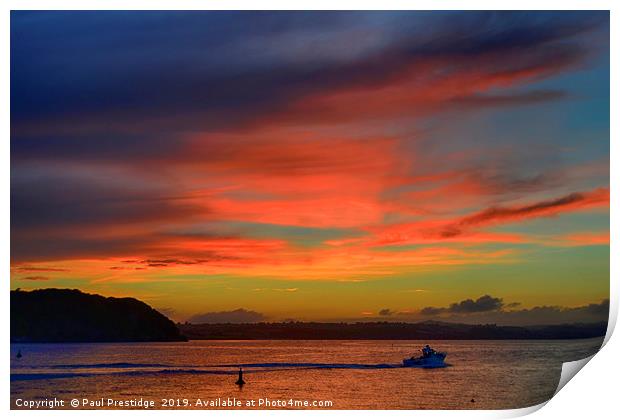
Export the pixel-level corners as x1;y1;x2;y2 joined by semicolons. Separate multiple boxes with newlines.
10;168;202;230
11;11;607;132
11;132;184;162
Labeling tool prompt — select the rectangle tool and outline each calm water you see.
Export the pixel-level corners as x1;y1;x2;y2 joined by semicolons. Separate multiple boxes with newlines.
11;338;603;410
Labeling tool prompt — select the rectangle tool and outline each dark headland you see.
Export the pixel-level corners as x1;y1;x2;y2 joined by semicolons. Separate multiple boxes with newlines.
11;288;186;342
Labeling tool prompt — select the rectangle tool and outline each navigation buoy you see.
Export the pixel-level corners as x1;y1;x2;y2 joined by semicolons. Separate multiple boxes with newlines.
235;368;246;386
16;349;22;359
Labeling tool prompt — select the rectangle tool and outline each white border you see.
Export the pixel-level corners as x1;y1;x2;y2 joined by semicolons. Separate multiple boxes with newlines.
3;2;617;420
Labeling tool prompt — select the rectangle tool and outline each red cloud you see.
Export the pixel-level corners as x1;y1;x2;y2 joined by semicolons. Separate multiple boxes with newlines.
369;187;609;247
457;188;609;229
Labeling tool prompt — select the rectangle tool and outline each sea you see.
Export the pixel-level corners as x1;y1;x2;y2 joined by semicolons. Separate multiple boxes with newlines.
10;338;604;410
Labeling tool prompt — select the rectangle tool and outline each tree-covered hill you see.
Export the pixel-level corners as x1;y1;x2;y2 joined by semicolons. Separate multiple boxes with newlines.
11;288;186;342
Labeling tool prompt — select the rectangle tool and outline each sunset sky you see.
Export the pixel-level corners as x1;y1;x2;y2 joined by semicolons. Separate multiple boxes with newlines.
10;11;609;324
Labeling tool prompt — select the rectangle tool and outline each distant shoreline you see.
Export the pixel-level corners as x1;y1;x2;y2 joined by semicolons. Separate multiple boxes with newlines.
10;289;608;343
10;336;607;344
178;321;607;341
181;336;607;341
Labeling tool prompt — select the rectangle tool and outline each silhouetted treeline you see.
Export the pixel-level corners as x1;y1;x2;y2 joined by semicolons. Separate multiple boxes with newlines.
179;320;607;340
11;288;186;342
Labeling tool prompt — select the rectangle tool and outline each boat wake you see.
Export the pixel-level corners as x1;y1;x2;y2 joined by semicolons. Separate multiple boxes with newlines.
50;362;173;369
218;362;400;369
12;360;448;381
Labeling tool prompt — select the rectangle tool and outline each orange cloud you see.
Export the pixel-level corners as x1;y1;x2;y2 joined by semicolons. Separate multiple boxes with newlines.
559;231;610;246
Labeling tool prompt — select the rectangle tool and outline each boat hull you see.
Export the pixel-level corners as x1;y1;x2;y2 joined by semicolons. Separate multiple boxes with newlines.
403;352;446;367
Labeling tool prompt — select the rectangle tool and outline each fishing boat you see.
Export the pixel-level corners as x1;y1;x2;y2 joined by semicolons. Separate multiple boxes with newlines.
403;345;446;367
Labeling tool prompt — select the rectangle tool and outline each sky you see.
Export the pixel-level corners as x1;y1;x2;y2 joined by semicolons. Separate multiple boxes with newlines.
10;11;609;325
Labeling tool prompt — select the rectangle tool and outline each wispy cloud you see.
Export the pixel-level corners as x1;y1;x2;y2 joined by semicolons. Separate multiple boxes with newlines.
20;276;50;281
187;308;267;324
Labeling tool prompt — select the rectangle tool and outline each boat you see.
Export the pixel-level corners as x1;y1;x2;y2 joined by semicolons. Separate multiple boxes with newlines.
403;345;446;367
